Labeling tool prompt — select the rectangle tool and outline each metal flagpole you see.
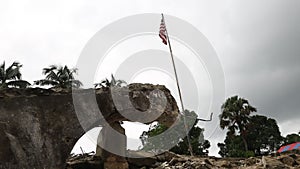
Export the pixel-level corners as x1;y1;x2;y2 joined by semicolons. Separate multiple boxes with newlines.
161;13;194;156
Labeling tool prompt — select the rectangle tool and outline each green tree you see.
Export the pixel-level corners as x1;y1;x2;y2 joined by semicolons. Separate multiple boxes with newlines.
218;115;283;157
140;110;210;156
217;133;247;157
220;96;257;151
140;123;171;153
285;133;300;144
0;61;31;89
246;115;283;155
170;125;210;156
34;65;82;89
94;74;126;88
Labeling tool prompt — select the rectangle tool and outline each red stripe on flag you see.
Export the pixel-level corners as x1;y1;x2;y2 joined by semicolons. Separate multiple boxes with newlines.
159;19;168;45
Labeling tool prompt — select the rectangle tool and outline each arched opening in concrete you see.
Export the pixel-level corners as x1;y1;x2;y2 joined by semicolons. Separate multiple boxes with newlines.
122;121;152;151
68;122;152;154
65;122;152;168
66;127;103;169
71;127;101;155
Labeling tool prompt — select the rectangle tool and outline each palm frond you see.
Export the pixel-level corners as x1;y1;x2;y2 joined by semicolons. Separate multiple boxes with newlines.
0;61;4;80
37;65;80;89
45;70;59;81
0;61;29;89
43;65;57;75
6;67;22;80
0;83;7;89
0;61;5;71
56;65;65;77
6;62;21;73
111;74;116;86
94;83;102;88
94;75;127;89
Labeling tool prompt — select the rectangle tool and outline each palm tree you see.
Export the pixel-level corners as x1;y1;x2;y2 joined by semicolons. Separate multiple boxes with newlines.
219;96;257;151
0;61;31;89
94;74;126;88
34;65;82;89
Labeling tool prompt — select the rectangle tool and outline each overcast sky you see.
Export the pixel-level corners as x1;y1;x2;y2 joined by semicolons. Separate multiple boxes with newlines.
1;0;299;156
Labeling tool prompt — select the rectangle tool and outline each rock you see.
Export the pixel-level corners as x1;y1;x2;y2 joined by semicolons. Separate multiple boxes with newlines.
204;159;213;166
168;157;181;166
294;154;300;165
65;152;300;169
5;132;29;168
66;154;103;169
127;157;157;168
216;160;232;168
160;161;169;168
156;151;179;162
168;156;186;164
127;151;157;168
262;156;289;169
104;157;128;169
280;155;295;166
245;157;258;166
195;162;213;169
0;124;16;163
183;161;193;169
296;159;300;165
126;151;179;168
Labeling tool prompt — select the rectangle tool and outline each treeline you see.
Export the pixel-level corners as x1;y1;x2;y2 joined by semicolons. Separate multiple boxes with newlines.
0;61;126;89
218;96;300;157
2;61;299;158
0;61;81;89
140;110;211;156
140;95;300;157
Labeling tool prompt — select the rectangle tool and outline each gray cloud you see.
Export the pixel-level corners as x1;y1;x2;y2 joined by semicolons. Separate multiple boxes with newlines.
219;0;300;126
1;0;299;156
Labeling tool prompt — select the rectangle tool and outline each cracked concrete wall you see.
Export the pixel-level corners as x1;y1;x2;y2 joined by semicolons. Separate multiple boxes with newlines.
0;84;179;169
0;94;83;169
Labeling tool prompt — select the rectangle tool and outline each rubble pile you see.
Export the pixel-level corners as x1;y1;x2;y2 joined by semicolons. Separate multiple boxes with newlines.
66;151;300;169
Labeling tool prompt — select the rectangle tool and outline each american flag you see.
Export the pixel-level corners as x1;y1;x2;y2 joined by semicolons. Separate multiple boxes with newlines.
159;19;168;45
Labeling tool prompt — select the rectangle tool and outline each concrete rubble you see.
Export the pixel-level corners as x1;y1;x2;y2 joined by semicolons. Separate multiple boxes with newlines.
66;151;300;169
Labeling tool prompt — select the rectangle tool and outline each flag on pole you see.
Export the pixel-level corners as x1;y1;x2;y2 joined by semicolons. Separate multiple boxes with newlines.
158;14;194;156
159;19;168;45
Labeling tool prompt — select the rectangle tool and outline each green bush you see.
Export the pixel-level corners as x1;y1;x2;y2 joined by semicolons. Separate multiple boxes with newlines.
244;151;255;158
